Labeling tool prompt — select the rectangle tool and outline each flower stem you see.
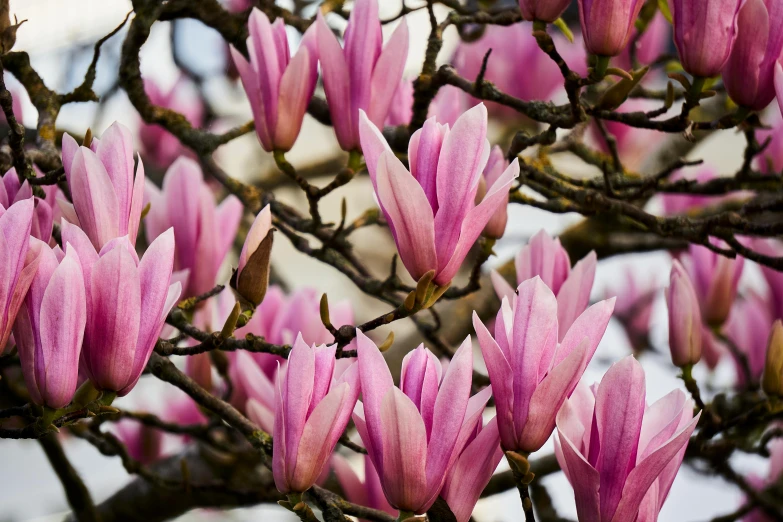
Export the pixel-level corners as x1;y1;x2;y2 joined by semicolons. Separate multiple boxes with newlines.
593;55;611;81
506;450;536;522
680;363;705;410
397;510;415;522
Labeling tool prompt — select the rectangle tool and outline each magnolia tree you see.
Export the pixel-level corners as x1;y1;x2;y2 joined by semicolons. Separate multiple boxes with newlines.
2;0;783;521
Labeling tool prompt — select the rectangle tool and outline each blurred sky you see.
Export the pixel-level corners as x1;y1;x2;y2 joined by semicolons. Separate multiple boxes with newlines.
0;1;772;521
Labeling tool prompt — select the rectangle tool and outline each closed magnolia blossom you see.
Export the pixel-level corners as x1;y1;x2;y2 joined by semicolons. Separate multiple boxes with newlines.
440;417;503;522
453;23;587;116
726;292;774;387
666;260;702;367
359;104;519;285
140;77;204;168
231;8;317;152
519;0;570;22
478;146;510;239
555;356;700;522
61;122;146;251
61;221;181;396
722;0;783;110
671;0;743;78
232;204;272;307
492;229;597;340
0;168;54;243
606;268;656;351
578;0;645;57
354;332;492;514
474;277;615;452
333;454;395;519
0;199;41;353
144;157;243;299
317;0;408;151
272;334;359;494
681;243;744;326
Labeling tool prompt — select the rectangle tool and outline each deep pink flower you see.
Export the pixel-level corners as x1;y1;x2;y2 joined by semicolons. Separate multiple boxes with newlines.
616;12;670;69
723;0;783;110
231;8;318;152
61;222;181;396
272;334;359;494
756;108;783;173
492;229;597;340
0;168;55;244
555;356;699;522
519;0;571;22
475;276;615;452
755;239;783;320
359;104;519;285
681;243;744;326
478;146;511;239
578;0;646;57
725;292;774;387
116;416;163;465
317;0;409;151
605;268;656;351
144;157;243;298
671;0;743;78
333;454;395;519
13;241;86;409
61;122;146;251
354;332;491;514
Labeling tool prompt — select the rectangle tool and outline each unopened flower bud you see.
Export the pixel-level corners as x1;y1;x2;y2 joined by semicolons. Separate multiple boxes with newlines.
232;205;273;307
666;260;702;367
763;320;783;397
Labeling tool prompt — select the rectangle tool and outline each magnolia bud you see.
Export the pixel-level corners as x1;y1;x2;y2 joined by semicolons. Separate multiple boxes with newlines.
231;205;273;307
763;320;783;397
666;260;702;367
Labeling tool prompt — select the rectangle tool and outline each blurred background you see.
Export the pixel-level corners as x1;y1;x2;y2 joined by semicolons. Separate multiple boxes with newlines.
0;0;772;521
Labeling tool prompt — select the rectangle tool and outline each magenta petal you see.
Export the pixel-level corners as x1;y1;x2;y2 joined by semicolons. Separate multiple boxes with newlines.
557;428;601;521
357;330;395;463
380;387;428;513
554;297;615;369
248;8;282;143
162;158;202;272
283;334;315;471
367;18;409;127
433;104;490;270
491;270;516;303
61;133;80;185
127;156;145;245
409;117;447;211
556;251;596;338
375;150;437;281
276;46;317;151
358;110;393;191
273;372;289;493
70;148;120;250
776;63;783;118
87;245;141;391
425;337;472;490
595;356;647;522
95;122;135;223
317;13;354;150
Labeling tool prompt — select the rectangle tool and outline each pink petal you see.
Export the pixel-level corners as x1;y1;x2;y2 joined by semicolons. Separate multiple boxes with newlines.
367;19;409;127
247;8;283;142
491;270;516;304
358;109;393;191
61;133;79;185
127;156;145;245
375;150;437;281
357;330;395;464
69;148;120;250
553;297;615;370
433;104;490;270
95;122;135;223
344;0;382;135
556;251;597;339
557;427;601;521
283;334;315;470
213;194;243;275
380;387;428;513
409;117;447;211
317;13;354;150
238;204;270;276
162;158;202;272
276;46;317;151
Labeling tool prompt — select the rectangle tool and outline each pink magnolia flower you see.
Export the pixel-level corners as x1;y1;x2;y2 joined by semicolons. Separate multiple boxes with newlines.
232;8;318;152
681;243;744;326
725;292;774;387
13;241;86;409
0;199;41;353
474;276;615;452
616;12;670;70
61;221;181;396
605;268;656;351
234;350;276;433
333;454;395;519
701;325;727;371
272;334;359;494
359;104;519;285
478;146;511;240
578;0;646;57
519;0;570;23
385;78;414;127
317;0;409;151
555;356;700;522
61;122;146;251
144;157;243;299
139;78;204;168
722;0;783;110
670;0;743;78
492;229;597;340
453;23;587;116
354;331;492;514
386;81;471;129
665;260;702;367
440;417;503;522
0;168;54;244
